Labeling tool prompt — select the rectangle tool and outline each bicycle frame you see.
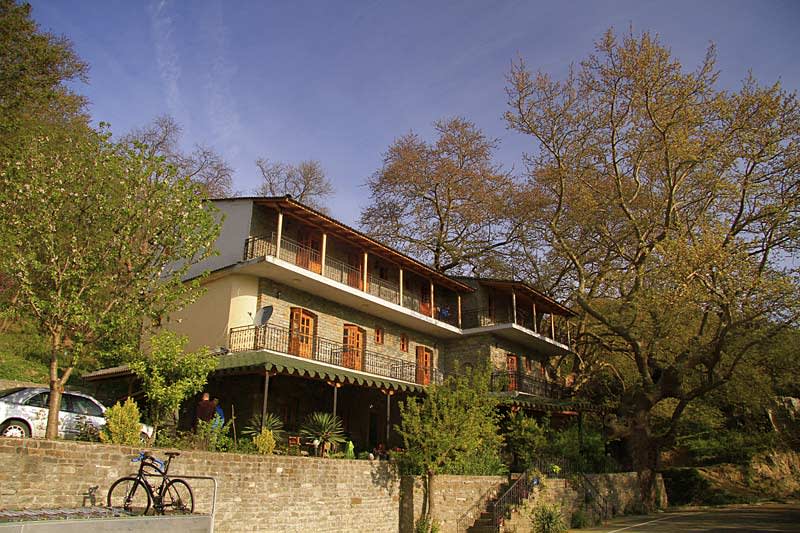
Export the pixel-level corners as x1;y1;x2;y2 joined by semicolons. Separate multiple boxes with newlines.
129;451;177;512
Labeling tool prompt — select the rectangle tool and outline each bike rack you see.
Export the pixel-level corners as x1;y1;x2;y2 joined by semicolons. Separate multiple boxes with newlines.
124;472;219;533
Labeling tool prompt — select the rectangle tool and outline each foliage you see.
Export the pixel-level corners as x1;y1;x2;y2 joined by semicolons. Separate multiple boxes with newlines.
122;115;233;197
0;326;49;382
681;429;777;466
414;515;441;533
360;117;520;273
504;412;549;471
570;507;589;529
252;428;276;455
242;412;285;443
440;442;507;476
506;28;800;506
530;503;567;533
299;412;345;456
99;398;142;446
397;367;501;523
255;158;333;211
129;330;216;435
191;415;234;452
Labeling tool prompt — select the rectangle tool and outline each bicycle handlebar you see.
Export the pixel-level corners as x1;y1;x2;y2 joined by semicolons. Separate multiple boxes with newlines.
132;451;164;470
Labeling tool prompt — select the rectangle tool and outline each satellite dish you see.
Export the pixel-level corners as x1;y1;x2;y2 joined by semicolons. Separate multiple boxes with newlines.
253;306;273;326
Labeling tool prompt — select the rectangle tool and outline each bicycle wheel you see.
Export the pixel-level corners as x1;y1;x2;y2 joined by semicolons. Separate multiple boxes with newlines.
107;476;151;515
162;478;194;514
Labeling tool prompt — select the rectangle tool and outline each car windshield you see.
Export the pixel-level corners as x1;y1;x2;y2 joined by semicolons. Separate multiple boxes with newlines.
0;387;27;399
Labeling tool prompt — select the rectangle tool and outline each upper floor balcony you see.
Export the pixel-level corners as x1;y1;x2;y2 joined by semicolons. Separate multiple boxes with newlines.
490;370;571;399
459;279;576;357
239;200;471;338
229;323;444;387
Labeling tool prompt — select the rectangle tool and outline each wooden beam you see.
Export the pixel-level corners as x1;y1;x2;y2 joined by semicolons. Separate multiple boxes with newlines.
457;294;462;328
275;211;284;257
399;268;404;306
260;372;270;430
321;233;327;274
362;252;368;292
429;281;435;318
511;289;517;325
532;302;538;333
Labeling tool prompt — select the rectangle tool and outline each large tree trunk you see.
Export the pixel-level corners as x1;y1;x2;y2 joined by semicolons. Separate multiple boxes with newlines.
626;417;661;512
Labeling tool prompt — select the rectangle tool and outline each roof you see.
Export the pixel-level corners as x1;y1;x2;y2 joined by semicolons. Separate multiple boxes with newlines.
84;350;425;393
457;276;577;317
213;196;473;293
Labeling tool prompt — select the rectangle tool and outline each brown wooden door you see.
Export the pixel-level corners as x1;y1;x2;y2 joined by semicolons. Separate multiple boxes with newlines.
506;354;518;391
342;325;364;370
347;254;362;289
297;231;321;274
416;346;432;385
419;285;431;316
289;307;315;358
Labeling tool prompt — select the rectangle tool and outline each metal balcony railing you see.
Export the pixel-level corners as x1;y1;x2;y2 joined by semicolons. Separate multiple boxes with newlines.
490;370;570;400
367;274;400;304
229;323;444;386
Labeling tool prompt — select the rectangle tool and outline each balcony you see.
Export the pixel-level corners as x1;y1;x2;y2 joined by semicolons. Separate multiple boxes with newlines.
490;370;570;400
461;305;571;356
241;234;463;337
229;323;444;386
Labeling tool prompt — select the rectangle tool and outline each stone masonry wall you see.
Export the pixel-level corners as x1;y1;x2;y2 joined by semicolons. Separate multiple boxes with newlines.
0;438;399;533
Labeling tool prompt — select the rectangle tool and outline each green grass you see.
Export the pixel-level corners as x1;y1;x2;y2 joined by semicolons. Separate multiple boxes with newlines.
0;325;50;383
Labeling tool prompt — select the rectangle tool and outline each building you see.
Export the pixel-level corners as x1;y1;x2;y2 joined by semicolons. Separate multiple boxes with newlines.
85;196;584;451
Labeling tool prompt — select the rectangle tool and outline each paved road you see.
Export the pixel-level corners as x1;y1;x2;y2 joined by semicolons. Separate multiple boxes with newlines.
576;504;800;532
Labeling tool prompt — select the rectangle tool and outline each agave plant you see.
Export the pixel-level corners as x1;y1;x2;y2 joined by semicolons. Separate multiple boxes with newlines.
300;412;345;456
242;412;285;443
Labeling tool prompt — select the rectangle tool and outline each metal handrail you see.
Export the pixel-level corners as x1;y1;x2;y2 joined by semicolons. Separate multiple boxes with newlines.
455;485;498;532
229;323;443;386
491;370;570;400
580;472;611;523
491;471;537;531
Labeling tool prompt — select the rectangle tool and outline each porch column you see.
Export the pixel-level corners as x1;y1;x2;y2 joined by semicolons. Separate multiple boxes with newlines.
429;281;435;318
332;382;342;416
532;303;538;333
511;289;517;325
260;372;270;430
399;268;404;306
551;313;556;339
321;233;327;274
385;389;394;444
362;252;368;292
457;294;462;328
275;211;284;256
566;320;571;347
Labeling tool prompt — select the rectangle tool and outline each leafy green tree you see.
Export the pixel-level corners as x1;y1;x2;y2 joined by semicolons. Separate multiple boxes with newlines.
129;330;217;437
0;127;221;439
505;29;800;506
100;398;143;446
397;368;501;527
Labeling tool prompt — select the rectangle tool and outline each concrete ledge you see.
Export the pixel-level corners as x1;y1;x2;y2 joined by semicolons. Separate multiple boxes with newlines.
0;515;211;532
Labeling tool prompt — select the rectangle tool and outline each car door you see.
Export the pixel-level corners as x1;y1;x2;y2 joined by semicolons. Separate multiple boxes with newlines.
22;392;68;438
63;394;105;439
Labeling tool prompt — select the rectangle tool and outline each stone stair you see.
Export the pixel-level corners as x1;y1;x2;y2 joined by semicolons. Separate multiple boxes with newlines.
465;509;499;533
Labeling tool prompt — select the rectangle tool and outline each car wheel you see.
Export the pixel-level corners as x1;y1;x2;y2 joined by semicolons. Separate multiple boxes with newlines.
0;419;31;438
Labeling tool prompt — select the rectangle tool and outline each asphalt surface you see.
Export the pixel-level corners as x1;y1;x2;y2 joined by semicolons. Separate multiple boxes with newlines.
576;504;800;532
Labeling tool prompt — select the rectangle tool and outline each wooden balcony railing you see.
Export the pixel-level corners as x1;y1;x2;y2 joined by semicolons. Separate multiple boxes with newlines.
325;255;362;290
367;273;399;304
491;370;570;400
229;323;444;386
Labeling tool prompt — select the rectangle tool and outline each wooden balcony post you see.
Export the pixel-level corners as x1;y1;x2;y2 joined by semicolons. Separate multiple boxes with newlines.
511;289;517;325
551;313;556;339
457;294;462;328
385;389;394;443
276;211;284;256
399;268;404;305
429;281;435;318
321;233;327;273
260;372;270;429
567;320;571;347
362;252;368;291
532;302;538;333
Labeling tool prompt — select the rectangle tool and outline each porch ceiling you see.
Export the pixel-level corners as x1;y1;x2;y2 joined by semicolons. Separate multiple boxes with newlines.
461;323;572;356
214;349;425;392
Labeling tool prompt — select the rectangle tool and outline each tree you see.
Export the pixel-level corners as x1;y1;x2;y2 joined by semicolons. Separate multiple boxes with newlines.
122;115;234;197
0;127;221;438
0;0;89;152
397;368;501;528
254;158;333;210
360;117;520;274
505;29;800;506
129;329;216;437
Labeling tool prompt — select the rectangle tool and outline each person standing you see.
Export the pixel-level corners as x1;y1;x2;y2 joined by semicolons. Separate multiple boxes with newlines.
212;398;224;429
194;392;215;428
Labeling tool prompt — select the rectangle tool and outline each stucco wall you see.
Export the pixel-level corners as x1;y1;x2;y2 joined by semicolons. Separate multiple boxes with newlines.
185;199;253;280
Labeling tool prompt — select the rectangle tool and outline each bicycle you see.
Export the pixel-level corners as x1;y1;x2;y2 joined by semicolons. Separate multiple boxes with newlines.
107;450;194;515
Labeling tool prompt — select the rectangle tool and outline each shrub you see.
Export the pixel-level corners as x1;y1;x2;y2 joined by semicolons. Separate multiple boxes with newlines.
192;415;234;452
242;412;285;443
100;398;142;446
570;507;588;529
531;503;567;533
414;516;440;533
300;412;345;456
253;428;276;455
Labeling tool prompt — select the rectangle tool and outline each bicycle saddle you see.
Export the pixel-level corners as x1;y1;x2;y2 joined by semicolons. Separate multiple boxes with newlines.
164;451;181;457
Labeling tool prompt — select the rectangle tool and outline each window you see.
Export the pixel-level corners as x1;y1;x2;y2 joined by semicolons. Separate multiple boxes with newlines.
343;325;365;370
378;265;389;280
416;346;433;385
289;307;317;358
375;327;384;345
65;394;103;417
524;358;533;373
400;334;408;352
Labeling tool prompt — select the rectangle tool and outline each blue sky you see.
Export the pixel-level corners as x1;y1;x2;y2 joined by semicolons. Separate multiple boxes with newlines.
31;0;800;225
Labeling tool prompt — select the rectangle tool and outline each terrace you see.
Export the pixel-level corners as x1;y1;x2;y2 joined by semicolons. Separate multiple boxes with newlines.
229;323;444;386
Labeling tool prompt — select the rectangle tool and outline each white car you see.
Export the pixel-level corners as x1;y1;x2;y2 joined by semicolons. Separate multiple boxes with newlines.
0;387;153;440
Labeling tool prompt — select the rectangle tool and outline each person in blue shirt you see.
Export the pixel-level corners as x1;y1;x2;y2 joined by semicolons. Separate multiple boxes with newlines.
212;398;224;429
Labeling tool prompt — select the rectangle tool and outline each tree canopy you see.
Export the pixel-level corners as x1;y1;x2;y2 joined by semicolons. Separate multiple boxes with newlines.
505;29;800;504
255;158;333;210
360;117;520;274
